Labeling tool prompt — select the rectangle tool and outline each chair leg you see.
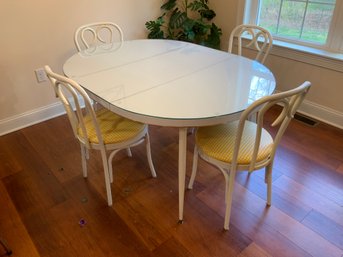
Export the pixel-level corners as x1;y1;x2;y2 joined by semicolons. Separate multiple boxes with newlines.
0;237;12;256
126;148;132;157
100;150;113;206
108;149;121;183
80;144;88;178
223;169;236;230
187;127;195;135
188;145;199;189
265;165;272;206
145;133;157;178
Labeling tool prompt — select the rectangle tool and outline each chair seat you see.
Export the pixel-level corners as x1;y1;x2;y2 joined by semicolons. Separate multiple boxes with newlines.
78;108;146;144
190;82;311;230
196;121;273;164
45;65;157;207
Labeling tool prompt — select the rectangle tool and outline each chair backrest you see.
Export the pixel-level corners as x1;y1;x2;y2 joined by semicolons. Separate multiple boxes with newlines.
228;24;273;64
74;22;124;53
232;81;311;171
45;65;104;148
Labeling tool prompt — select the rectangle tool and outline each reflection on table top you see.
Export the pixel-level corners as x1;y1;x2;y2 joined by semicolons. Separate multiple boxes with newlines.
63;39;276;127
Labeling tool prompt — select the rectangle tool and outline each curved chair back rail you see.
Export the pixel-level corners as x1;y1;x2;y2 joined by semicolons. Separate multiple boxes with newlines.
188;81;311;230
74;22;124;53
44;65;156;206
228;24;273;64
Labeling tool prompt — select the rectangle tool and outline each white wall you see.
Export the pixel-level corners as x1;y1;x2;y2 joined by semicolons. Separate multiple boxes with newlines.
0;0;160;134
0;0;342;135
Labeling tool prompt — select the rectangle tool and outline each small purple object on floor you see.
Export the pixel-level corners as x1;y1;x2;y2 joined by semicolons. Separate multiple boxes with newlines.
79;219;87;227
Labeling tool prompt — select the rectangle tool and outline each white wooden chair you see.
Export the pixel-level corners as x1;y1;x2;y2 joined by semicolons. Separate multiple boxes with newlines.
74;22;124;53
188;81;311;230
45;66;156;206
228;24;273;64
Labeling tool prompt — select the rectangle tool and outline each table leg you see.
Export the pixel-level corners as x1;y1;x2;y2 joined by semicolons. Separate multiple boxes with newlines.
178;127;188;223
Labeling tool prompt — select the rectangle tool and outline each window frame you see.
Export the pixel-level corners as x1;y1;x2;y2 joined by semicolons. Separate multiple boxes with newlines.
237;0;343;72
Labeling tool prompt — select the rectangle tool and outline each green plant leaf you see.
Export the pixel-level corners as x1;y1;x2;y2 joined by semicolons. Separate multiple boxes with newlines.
205;23;222;49
186;31;196;41
188;0;208;11
199;9;216;20
169;8;188;29
147;30;165;39
182;18;196;31
192;21;209;36
181;19;196;41
161;0;177;11
145;16;166;39
145;0;222;49
175;30;188;41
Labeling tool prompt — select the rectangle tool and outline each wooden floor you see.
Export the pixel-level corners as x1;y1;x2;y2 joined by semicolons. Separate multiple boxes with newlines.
1;108;343;257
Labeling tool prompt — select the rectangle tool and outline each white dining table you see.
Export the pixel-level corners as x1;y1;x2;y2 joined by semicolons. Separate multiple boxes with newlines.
63;39;276;222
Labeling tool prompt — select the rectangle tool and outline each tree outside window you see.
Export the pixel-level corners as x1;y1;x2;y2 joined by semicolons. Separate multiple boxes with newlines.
242;0;343;53
258;0;335;44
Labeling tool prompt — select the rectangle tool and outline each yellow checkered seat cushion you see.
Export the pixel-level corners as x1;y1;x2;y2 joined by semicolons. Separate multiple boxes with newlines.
78;108;146;144
196;121;273;165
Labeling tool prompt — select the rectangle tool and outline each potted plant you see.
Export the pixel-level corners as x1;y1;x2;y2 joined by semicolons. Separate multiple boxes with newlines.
145;0;222;49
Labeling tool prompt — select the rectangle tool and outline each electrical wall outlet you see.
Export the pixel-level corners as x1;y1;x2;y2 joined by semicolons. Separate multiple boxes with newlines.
35;68;48;83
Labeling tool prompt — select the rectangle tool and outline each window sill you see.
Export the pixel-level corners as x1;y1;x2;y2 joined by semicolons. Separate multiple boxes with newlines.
269;40;343;73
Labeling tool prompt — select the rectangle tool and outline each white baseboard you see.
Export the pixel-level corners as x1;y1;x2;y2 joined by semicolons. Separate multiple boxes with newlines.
0;98;342;136
0;102;66;136
297;99;343;129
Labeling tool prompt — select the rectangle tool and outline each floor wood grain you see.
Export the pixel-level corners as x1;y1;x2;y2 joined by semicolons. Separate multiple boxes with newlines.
0;107;342;257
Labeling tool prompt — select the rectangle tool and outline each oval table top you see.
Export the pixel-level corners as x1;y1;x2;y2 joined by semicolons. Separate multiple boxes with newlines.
63;39;276;127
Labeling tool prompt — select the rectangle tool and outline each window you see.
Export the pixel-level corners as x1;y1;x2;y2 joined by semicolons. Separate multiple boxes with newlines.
241;0;343;54
259;0;335;45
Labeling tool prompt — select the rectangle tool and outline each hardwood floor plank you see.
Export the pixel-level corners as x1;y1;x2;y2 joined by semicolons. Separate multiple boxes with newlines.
273;147;343;207
21;201;93;257
63;176;153;257
194;169;343;256
114;186;172;251
172;192;251;257
231;181;343;257
337;163;343;174
0;108;342;257
0;181;40;257
1;132;68;216
0;140;22;179
237;242;273;257
302;210;343;249
235;171;312;222
21;117;85;184
112;157;251;257
152;237;193;257
195;175;313;257
273;174;343;227
266;107;343;171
